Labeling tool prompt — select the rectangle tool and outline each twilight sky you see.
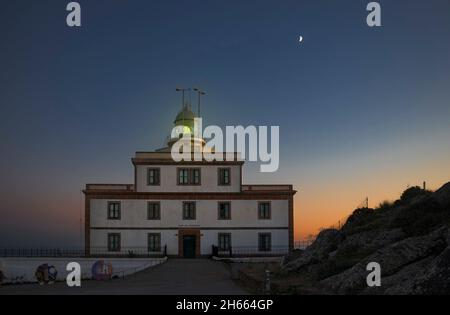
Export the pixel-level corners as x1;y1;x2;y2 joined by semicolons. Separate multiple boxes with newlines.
1;0;450;246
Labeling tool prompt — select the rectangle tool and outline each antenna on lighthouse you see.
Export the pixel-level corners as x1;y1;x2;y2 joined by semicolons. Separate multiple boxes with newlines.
194;88;206;117
176;87;190;128
189;88;192;109
176;87;189;109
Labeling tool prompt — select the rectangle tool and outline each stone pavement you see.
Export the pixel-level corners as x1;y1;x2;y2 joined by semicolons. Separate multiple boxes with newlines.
0;258;248;295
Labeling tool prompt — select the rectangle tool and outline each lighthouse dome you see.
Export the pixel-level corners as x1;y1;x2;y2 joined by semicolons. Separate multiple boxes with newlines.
174;106;195;124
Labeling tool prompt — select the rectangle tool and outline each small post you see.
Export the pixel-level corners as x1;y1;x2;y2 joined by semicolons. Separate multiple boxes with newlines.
229;246;232;258
265;270;271;294
193;88;206;117
212;245;218;257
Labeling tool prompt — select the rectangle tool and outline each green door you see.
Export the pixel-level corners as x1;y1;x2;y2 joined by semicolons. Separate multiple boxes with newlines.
183;235;196;258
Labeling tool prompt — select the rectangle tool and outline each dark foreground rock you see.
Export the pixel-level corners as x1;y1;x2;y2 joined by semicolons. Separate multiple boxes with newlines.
282;229;342;273
280;182;450;295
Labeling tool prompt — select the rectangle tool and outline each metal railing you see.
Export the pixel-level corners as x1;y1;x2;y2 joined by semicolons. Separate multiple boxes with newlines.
293;240;313;250
0;246;167;258
241;185;293;191
85;184;134;191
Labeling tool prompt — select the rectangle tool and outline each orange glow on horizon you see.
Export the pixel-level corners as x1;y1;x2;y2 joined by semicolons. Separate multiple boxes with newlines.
293;170;450;241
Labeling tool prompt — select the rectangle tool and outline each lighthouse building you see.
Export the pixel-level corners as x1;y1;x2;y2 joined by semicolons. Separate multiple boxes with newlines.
83;106;296;257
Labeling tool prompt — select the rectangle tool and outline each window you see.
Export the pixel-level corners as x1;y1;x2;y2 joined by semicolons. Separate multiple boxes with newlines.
147;168;160;185
177;168;201;185
218;202;231;220
258;202;271;220
218;233;231;251
108;233;121;252
107;202;121;220
148;233;161;252
178;169;189;185
183;202;196;220
147;202;160;220
218;168;231;185
258;233;271;252
192;168;200;185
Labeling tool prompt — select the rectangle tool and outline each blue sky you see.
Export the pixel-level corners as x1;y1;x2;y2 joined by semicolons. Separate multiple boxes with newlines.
1;0;450;245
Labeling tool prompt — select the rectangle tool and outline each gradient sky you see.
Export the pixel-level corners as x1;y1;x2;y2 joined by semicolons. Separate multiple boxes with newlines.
1;0;450;246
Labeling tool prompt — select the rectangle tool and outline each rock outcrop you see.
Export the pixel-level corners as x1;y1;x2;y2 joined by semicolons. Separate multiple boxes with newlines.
280;182;450;295
320;226;448;294
282;229;342;272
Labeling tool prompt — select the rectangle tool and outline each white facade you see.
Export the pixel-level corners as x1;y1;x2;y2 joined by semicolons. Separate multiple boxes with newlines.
89;199;289;228
84;108;296;257
135;164;242;193
88;198;290;256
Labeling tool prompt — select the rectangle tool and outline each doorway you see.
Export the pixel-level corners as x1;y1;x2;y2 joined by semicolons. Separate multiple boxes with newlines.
183;235;196;258
178;229;201;257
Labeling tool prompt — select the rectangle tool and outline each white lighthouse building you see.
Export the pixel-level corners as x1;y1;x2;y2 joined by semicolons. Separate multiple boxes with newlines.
83;105;296;257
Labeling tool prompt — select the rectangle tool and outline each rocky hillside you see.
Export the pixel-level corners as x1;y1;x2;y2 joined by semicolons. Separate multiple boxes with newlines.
280;182;450;294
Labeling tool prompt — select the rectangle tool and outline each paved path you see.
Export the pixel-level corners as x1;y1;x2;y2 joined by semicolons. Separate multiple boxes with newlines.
0;258;248;295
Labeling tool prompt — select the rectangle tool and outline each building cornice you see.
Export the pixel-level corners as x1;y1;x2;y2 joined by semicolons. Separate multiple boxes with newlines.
131;158;245;166
132;151;244;165
90;226;289;230
83;190;296;199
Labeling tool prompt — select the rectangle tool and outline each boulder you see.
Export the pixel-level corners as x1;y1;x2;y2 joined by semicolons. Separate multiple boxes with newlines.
320;227;448;294
337;228;404;255
379;246;450;295
281;229;342;272
433;182;450;207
